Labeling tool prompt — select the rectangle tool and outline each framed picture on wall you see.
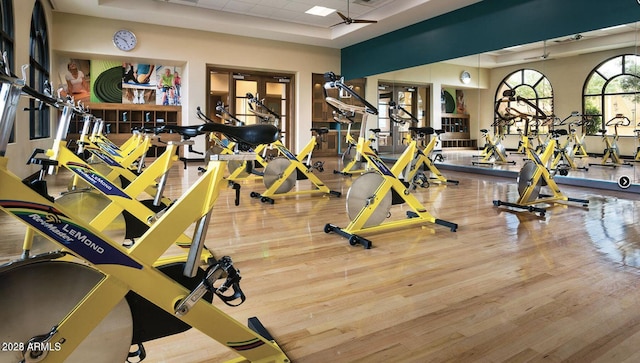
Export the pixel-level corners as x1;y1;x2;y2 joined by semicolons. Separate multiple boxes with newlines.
155;65;182;106
57;57;91;103
122;63;157;105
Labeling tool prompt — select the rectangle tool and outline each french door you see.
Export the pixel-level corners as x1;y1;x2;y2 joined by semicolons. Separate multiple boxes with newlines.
207;67;293;148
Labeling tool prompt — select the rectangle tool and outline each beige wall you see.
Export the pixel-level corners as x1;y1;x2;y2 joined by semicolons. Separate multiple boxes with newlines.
51;13;340;158
4;11;339;178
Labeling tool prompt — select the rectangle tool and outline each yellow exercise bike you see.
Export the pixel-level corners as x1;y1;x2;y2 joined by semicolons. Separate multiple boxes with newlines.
548;111;588;175
326;96;379;176
589;113;633;168
245;92;341;204
493;104;589;216
322;72;457;249
388;101;459;186
0;66;290;363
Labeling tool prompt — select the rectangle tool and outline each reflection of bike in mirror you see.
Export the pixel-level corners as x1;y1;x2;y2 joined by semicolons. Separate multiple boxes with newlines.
589;114;633;168
388;101;458;186
492;101;589;216
548;111;589;175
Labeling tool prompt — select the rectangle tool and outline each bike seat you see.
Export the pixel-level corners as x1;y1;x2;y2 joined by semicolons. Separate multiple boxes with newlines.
480;129;488;133
369;128;381;133
199;123;279;147
552;129;568;136
434;129;445;135
162;125;204;139
599;129;607;134
138;126;165;135
310;127;329;135
409;126;434;135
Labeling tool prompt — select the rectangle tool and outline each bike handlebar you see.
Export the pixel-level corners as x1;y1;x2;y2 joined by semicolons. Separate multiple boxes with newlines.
323;72;378;115
605;113;631;127
388;101;418;125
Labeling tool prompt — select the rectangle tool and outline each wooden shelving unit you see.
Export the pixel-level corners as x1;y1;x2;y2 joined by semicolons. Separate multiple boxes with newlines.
67;103;182;157
440;113;476;149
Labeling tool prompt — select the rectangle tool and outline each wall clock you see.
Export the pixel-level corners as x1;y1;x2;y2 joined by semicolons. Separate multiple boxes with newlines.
113;29;137;52
460;71;471;84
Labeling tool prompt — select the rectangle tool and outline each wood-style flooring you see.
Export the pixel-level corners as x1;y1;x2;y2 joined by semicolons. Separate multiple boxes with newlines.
1;154;640;362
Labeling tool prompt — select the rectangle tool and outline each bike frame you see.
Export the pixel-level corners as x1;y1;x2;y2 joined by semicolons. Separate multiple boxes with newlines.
0;76;290;362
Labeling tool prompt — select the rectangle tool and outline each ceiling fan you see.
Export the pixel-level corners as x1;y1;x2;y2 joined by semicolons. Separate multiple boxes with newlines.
331;0;377;27
553;34;584;43
524;40;550;60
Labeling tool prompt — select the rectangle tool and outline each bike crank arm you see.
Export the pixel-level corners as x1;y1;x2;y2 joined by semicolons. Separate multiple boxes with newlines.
174;256;246;316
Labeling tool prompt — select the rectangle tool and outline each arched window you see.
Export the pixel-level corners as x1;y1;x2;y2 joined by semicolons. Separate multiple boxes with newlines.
494;69;553;135
0;0;14;142
29;0;50;140
583;54;640;136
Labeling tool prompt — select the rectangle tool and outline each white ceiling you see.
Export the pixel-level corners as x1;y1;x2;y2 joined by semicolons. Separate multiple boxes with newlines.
50;0;640;68
51;0;481;49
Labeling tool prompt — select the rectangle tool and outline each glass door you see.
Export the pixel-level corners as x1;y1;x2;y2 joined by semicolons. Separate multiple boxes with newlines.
378;83;426;155
207;67;293;148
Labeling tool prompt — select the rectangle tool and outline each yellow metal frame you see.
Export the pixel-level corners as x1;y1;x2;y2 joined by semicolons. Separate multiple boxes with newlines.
493;138;589;216
0;156;290;362
404;129;458;185
334;124;375;176
227;142;269;181
252;138;338;202
473;127;515;166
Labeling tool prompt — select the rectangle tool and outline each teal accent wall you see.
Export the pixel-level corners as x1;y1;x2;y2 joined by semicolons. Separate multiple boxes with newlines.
341;0;640;79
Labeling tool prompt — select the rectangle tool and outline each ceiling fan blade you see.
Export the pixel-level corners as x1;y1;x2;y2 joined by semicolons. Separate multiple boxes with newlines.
352;19;377;24
336;11;349;21
330;21;348;28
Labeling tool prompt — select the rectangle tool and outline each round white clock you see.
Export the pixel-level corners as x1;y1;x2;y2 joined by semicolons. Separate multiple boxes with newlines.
113;29;137;52
460;71;471;84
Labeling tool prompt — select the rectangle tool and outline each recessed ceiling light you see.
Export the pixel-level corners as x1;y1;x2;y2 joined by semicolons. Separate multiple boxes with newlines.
305;6;336;17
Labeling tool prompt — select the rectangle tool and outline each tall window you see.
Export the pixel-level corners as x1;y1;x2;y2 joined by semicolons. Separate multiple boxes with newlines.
29;0;50;139
495;69;553;135
0;0;14;142
583;54;640;136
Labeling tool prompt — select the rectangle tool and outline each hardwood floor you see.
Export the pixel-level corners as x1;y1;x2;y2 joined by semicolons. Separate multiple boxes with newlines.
1;155;640;362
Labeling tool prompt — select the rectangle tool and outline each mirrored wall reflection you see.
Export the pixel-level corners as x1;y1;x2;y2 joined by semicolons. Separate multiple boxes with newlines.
585;196;640;268
377;83;429;155
365;21;640;189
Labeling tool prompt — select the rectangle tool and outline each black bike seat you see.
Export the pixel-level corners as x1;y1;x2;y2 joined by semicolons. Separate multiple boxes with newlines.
162;124;204;139
369;128;381;133
310;127;329;135
552;129;568;136
199;123;279;147
434;129;445;135
409;126;434;135
480;129;488;133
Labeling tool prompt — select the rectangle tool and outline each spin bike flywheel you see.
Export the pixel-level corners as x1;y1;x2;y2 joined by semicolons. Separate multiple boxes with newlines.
0;261;133;363
346;172;391;228
517;160;544;203
341;147;365;171
263;157;297;194
228;160;250;177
